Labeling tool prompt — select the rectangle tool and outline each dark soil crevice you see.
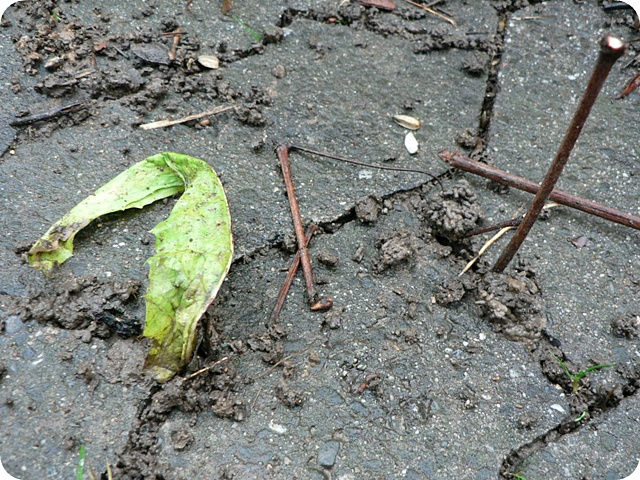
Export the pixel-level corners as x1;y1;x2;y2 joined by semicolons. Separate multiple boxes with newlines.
278;5;494;52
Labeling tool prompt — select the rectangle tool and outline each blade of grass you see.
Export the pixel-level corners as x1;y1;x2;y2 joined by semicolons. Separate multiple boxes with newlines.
76;444;85;480
231;15;261;42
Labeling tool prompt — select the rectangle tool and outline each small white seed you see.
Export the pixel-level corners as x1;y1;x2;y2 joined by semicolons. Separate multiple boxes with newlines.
393;114;421;130
404;132;419;154
197;55;220;69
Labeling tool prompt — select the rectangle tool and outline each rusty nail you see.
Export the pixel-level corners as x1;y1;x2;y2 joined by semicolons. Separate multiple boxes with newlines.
492;34;627;272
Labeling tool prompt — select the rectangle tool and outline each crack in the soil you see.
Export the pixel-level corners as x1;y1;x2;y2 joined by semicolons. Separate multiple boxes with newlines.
499;334;640;478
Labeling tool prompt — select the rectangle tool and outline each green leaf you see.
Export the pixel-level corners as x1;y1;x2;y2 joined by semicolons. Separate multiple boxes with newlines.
27;153;233;382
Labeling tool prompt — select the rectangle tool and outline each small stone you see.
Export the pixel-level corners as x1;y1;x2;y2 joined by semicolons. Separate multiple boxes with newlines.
355;195;381;223
44;56;64;70
271;64;286;78
317;249;339;267
318;441;340;468
263;26;284;44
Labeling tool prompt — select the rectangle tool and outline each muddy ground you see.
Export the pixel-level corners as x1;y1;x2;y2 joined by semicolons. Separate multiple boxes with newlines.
0;1;639;479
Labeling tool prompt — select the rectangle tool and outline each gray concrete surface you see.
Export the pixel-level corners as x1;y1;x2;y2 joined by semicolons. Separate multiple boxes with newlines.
0;1;638;479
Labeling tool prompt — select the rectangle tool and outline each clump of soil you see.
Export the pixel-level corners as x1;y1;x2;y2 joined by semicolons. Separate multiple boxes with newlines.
612;313;640;339
355;194;382;223
434;277;467;306
374;228;427;272
474;262;546;346
13;276;141;333
246;324;287;364
421;179;484;240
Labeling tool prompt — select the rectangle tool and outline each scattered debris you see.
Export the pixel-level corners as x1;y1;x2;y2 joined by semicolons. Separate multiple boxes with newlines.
130;43;171;66
570;235;592;248
222;0;233;15
357;372;382;394
422;179;484;239
611;313;640;339
475;265;546;346
400;0;457;26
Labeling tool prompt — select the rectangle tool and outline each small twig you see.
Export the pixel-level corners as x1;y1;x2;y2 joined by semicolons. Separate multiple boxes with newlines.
253;341;316;381
168;27;182;62
399;0;456;26
439;150;640;231
269;224;318;324
75;69;96;79
493;34;627;272
276;144;319;304
463;217;521;237
139;105;233;130
289;144;443;190
157;31;187;37
185;356;230;380
10;102;86;127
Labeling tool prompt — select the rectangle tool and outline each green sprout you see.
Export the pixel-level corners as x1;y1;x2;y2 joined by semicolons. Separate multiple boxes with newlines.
76;444;85;480
51;7;60;23
508;473;528;480
574;411;587;422
231;15;261;42
551;352;615;394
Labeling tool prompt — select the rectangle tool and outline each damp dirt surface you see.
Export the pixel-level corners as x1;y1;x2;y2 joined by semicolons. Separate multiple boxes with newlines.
0;1;639;479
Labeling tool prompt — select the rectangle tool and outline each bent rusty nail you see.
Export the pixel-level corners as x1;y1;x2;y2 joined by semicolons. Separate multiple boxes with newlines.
492;34;627;272
276;144;318;304
269;224;318;325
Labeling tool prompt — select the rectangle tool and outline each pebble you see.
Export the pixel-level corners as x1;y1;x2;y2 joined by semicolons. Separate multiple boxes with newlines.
318;441;340;468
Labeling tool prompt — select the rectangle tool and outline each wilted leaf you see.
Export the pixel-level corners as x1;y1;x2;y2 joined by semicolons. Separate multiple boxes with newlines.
27;153;233;382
